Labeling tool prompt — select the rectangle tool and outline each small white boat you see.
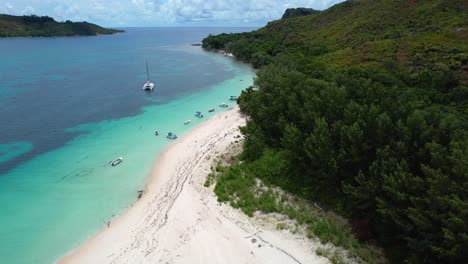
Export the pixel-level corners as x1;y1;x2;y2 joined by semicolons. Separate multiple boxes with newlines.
219;102;229;108
195;111;204;118
111;157;123;166
142;60;154;91
229;96;238;100
143;81;154;91
184;120;191;125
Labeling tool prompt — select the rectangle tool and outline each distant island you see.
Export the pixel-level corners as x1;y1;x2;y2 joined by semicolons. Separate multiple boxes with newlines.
0;14;124;37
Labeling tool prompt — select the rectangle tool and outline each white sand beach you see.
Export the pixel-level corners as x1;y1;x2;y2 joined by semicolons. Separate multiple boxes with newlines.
60;107;328;264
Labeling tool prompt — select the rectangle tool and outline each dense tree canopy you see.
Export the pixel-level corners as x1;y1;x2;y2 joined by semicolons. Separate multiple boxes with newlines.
203;0;467;263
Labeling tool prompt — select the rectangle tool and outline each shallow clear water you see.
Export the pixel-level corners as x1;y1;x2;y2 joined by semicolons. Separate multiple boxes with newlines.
0;28;254;263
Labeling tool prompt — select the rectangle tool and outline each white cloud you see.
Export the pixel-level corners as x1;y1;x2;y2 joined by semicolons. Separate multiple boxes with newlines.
21;6;35;15
5;2;14;10
1;2;12;14
150;0;344;25
1;0;345;26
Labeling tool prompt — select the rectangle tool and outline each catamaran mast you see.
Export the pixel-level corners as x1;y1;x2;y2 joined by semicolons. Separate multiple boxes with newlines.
146;60;150;81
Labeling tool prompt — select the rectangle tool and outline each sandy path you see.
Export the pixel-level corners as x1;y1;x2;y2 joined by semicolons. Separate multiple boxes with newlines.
60;107;328;264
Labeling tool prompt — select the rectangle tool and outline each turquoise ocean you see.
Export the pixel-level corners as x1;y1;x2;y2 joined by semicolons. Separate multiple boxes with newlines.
0;28;254;263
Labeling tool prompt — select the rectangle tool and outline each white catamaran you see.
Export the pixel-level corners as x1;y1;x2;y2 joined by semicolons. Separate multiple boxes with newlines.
143;60;154;91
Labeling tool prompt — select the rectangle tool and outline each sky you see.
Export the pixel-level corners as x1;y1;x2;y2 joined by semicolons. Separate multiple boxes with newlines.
1;0;345;27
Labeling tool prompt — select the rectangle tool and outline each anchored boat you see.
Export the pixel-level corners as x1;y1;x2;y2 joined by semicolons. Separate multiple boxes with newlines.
167;132;177;139
142;60;154;91
111;157;123;166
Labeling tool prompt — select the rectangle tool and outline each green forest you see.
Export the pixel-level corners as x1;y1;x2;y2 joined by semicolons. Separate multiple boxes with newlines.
0;14;123;37
203;0;467;263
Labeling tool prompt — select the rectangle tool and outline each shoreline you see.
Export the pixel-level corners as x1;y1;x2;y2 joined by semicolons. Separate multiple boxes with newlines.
59;107;327;264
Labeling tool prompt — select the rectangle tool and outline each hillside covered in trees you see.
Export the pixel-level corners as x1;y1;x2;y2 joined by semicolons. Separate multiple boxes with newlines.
0;14;123;37
281;8;320;19
203;0;467;263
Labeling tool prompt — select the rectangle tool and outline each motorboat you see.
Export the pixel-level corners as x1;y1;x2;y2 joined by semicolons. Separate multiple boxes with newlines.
142;60;155;91
229;96;238;100
111;157;123;166
195;111;204;118
219;102;229;108
208;109;215;112
184;120;191;125
167;132;177;139
154;130;159;136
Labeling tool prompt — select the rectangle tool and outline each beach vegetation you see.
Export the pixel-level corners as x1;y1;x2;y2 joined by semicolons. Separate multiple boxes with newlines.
204;172;216;187
276;222;287;230
213;157;383;263
215;163;225;173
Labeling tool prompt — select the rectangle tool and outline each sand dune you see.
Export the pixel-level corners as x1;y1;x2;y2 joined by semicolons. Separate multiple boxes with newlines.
60;107;328;264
